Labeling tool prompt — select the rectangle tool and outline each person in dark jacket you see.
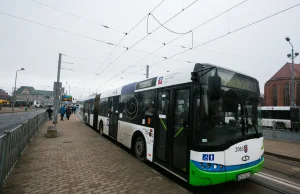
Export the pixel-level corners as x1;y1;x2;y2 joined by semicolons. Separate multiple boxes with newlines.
66;106;72;120
72;106;76;114
60;105;66;121
46;107;53;120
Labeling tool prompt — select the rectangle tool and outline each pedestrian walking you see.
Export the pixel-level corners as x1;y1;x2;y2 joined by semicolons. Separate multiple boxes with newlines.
72;106;76;114
60;105;66;121
66;106;72;120
46;106;53;120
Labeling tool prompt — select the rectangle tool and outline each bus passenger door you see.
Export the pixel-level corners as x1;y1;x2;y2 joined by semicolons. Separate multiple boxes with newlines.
109;96;119;140
154;89;170;166
154;87;190;180
171;88;190;178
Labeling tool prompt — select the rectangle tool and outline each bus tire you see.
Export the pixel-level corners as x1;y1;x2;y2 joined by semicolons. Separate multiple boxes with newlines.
134;136;146;162
99;122;104;136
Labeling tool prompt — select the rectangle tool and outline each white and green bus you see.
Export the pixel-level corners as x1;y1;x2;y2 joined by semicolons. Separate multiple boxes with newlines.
83;63;264;186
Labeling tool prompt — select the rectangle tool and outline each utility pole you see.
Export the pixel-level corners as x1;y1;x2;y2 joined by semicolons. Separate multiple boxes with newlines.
53;53;62;124
146;65;149;78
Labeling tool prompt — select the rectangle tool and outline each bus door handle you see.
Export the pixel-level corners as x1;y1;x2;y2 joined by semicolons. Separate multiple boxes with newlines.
184;122;189;136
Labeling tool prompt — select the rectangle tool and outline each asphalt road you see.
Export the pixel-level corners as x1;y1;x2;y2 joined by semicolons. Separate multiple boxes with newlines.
0;109;45;135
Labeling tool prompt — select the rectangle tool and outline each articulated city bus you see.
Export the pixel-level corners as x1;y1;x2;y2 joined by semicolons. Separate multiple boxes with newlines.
83;63;264;186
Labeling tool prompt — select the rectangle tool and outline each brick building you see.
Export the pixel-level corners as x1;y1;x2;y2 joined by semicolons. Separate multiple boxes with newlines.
264;62;300;106
0;89;10;100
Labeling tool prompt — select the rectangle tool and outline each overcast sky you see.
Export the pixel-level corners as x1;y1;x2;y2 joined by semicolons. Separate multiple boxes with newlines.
1;0;300;99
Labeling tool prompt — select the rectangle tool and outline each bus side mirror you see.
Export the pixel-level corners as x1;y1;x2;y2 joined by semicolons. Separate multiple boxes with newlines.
208;72;221;101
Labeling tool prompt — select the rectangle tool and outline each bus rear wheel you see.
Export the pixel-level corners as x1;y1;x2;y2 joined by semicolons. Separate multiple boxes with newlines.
134;136;146;162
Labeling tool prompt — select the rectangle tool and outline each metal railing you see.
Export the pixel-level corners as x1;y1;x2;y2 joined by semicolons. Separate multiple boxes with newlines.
0;112;48;188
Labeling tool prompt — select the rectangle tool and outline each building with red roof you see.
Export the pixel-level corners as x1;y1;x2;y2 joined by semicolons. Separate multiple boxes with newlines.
264;62;300;106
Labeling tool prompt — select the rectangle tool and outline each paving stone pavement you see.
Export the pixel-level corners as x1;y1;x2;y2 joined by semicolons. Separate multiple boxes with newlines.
4;115;190;194
264;139;300;160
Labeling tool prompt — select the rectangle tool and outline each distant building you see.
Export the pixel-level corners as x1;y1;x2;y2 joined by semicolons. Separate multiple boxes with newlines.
264;62;300;106
15;86;53;106
0;89;10;100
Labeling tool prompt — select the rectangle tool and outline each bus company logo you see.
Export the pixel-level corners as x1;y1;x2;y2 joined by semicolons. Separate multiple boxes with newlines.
158;77;163;84
242;155;250;161
244;145;248;153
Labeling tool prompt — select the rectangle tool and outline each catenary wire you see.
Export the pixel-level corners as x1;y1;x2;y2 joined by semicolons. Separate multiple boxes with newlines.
91;0;166;80
93;0;200;82
31;0;187;49
101;0;248;85
108;3;300;87
0;11;128;49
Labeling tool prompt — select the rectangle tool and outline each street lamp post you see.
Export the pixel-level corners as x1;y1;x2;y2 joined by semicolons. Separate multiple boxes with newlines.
286;37;299;106
12;68;25;111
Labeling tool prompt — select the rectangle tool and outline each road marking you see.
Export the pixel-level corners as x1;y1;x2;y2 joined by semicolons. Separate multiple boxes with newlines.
256;172;300;191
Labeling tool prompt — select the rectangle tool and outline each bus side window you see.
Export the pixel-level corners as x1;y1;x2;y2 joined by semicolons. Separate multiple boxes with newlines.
140;90;155;127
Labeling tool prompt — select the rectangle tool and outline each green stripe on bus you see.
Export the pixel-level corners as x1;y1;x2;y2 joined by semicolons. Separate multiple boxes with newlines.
160;118;167;130
174;127;184;138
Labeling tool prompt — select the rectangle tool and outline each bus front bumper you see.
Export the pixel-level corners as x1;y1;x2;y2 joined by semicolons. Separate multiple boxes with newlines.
189;158;264;186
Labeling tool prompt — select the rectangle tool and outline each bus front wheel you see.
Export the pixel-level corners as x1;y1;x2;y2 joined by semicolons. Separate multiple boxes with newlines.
134;136;146;162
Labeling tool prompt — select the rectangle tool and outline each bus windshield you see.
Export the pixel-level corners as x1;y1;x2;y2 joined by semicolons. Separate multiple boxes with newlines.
193;68;262;148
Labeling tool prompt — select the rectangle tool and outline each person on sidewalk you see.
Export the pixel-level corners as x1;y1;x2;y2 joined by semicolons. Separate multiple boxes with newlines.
72;106;76;114
66;106;72;120
60;105;66;121
46;106;53;120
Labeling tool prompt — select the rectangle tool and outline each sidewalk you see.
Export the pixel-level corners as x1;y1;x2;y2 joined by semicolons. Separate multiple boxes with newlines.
264;139;300;161
3;115;189;194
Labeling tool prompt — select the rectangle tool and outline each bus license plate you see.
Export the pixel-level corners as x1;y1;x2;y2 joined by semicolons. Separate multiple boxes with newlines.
237;172;251;181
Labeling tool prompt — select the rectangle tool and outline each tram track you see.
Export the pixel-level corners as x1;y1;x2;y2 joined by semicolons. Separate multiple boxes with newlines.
247;178;289;194
262;154;300;180
264;154;300;166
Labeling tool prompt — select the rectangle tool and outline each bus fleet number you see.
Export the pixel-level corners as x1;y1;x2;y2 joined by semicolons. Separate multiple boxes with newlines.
235;146;244;152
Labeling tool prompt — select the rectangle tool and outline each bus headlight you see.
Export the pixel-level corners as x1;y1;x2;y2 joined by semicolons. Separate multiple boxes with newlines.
191;161;225;172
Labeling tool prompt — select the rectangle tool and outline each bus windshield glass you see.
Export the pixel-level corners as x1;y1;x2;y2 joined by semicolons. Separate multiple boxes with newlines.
193;68;262;148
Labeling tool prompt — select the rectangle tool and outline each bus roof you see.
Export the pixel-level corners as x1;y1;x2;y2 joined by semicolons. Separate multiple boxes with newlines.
98;63;259;98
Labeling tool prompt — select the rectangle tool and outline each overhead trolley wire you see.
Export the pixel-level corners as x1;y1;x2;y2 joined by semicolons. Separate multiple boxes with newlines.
91;0;166;80
163;3;300;63
116;3;300;82
147;13;192;35
0;11;128;49
103;0;248;83
31;0;188;49
128;0;200;50
31;0;126;34
97;0;201;86
30;0;198;80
